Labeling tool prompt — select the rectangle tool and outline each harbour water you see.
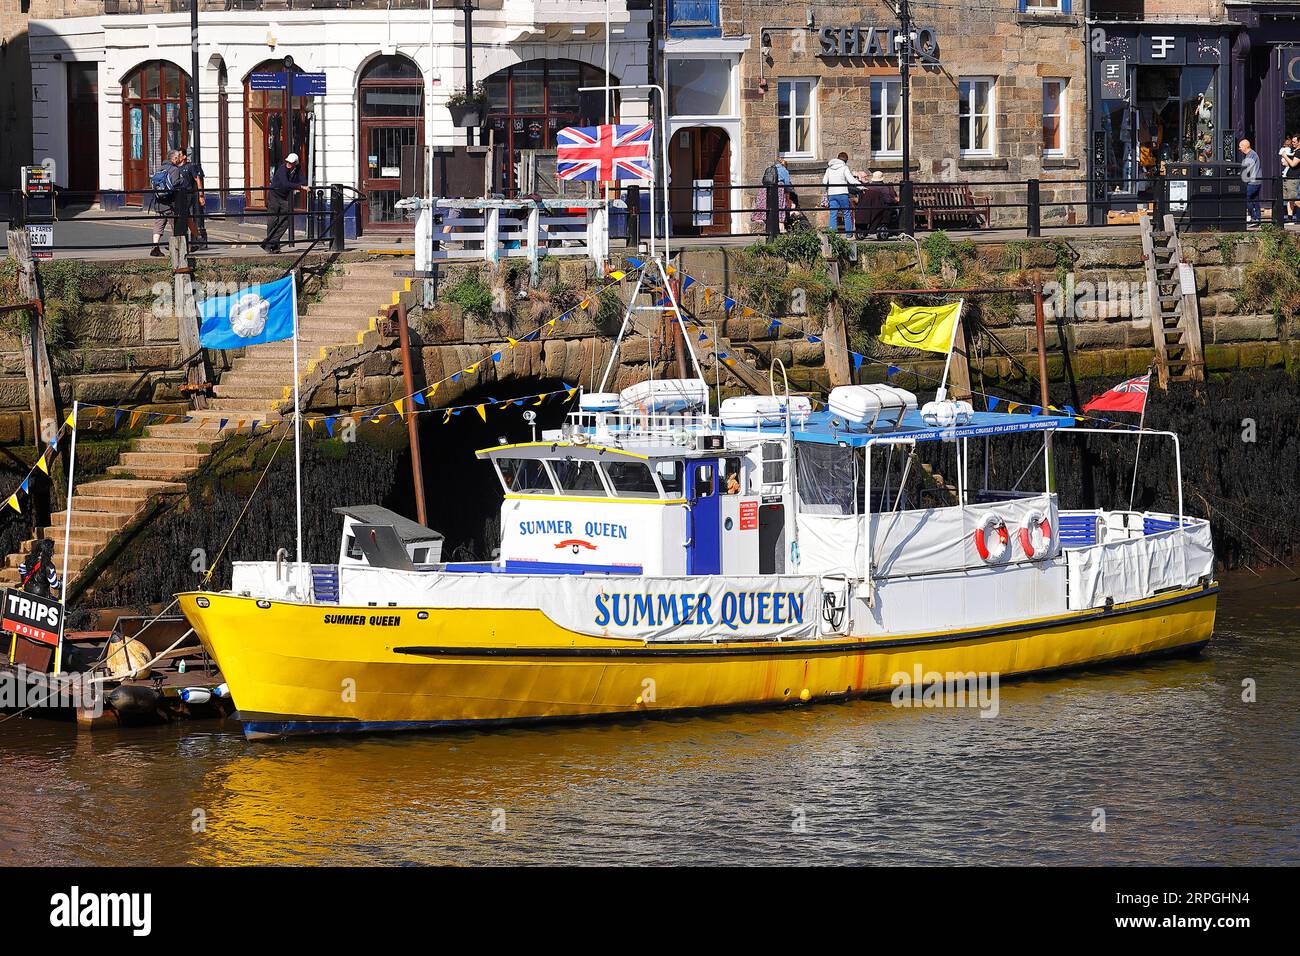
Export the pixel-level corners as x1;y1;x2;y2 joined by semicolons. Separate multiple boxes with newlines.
1;569;1296;866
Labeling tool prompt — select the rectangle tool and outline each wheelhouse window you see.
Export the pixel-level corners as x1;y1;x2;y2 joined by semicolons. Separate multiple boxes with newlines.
959;78;994;155
693;462;715;498
1042;78;1066;156
655;460;684;495
603;461;662;499
777;79;815;157
496;458;555;495
870;78;903;158
551;459;609;496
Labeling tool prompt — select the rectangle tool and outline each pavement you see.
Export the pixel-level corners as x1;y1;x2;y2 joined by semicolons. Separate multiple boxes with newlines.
3;205;1293;262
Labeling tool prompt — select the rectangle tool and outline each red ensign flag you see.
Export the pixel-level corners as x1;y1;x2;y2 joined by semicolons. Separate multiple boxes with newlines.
1083;373;1150;414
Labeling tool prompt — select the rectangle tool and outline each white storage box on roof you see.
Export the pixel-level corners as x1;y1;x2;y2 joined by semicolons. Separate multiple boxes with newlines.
618;378;709;413
578;392;621;412
828;384;918;428
718;395;812;427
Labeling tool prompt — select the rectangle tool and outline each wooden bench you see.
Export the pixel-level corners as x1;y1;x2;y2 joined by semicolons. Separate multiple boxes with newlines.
913;183;991;229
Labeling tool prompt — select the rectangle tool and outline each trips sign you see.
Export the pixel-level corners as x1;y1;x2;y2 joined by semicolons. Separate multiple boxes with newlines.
2;589;62;646
818;25;938;60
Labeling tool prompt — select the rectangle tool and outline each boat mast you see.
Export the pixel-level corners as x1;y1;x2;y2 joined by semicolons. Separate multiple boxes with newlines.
291;272;303;571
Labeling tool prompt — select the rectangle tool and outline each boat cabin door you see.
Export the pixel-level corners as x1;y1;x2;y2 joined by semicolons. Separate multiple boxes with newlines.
688;460;722;575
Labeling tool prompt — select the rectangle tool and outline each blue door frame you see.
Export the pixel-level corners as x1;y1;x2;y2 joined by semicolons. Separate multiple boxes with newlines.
688;460;721;575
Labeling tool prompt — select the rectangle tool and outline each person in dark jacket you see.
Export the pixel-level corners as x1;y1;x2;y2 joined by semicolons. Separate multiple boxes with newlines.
261;152;309;253
179;148;208;250
854;170;898;238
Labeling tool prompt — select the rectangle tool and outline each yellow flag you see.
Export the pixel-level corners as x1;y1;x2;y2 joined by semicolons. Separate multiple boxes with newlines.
36;454;49;475
608;271;625;281
878;301;962;355
467;363;479;375
579;299;590;310
475;404;487;422
6;494;19;513
426;382;440;399
394;398;405;419
506;337;518;349
65;409;77;429
306;419;316;432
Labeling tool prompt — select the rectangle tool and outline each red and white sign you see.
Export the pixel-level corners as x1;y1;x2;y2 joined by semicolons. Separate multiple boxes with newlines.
739;500;759;531
2;589;62;646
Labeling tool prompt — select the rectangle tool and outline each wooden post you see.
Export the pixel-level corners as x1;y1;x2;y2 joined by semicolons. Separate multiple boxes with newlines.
946;314;972;401
1032;272;1051;409
170;235;210;409
6;229;59;532
394;302;428;527
821;260;852;387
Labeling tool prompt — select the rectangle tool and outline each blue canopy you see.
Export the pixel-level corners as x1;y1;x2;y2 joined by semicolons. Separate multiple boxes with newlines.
724;409;1075;447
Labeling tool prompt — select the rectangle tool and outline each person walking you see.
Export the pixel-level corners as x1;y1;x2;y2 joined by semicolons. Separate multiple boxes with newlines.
1281;134;1299;224
261;152;309;254
1239;138;1262;226
822;152;861;234
149;149;197;257
751;157;794;233
179;148;209;250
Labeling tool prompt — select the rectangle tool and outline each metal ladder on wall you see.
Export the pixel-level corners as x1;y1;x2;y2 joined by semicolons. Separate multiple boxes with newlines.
1140;212;1207;388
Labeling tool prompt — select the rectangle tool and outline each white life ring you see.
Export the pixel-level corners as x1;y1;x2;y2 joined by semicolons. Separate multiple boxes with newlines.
1019;509;1053;559
973;512;1010;563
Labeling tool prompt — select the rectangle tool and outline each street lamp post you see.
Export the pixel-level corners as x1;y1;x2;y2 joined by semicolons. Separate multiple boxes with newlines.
189;0;201;172
897;0;914;235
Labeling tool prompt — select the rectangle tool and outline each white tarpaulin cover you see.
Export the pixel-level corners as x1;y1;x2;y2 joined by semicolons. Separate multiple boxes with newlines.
1065;520;1214;610
797;495;1058;579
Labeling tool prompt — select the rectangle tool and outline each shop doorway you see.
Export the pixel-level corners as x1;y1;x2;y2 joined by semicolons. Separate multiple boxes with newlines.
483;59;614;195
243;60;311;209
668;126;731;236
357;55;424;231
67;62;100;202
120;61;190;205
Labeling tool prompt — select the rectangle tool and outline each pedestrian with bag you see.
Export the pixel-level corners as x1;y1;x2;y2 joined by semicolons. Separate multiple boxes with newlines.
179;147;209;250
149;150;197;257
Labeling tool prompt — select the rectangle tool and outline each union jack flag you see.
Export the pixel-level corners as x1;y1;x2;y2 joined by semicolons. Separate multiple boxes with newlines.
556;123;654;182
1083;373;1150;414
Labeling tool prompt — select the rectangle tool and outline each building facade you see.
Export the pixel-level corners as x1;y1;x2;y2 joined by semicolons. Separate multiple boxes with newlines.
25;1;652;230
664;0;1091;231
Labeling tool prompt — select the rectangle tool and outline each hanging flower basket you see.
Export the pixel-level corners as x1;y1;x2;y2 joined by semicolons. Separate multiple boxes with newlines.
447;85;486;128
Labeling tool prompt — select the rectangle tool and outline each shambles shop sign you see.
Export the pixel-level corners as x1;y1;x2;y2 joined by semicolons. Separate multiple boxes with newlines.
818;24;939;59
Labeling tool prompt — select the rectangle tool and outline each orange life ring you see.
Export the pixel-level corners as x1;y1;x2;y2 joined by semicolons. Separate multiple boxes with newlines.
974;513;1010;563
1019;509;1053;559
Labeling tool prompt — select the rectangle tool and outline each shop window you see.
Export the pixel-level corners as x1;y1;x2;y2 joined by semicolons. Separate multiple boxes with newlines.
777;79;815;157
1021;0;1067;12
959;78;994;156
1042;78;1067;156
669;58;731;117
870;78;903;158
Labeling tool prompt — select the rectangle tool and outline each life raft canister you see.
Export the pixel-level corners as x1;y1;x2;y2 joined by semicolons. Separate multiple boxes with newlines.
1019;509;1053;559
974;512;1010;562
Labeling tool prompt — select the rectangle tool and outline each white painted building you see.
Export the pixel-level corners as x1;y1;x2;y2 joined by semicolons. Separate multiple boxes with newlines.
28;1;654;233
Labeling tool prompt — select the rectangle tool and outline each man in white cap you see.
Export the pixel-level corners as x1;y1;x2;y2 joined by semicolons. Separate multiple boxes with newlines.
261;151;310;253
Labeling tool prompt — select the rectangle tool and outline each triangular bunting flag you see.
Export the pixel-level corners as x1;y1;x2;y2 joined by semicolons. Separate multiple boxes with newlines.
626;257;643;269
65;410;76;429
35;454;49;476
307;419;317;432
129;412;142;429
219;419;229;430
987;396;1001;412
413;392;426;406
20;478;29;494
682;275;695;290
394;398;406;419
6;494;19;513
114;410;123;427
507;337;518;348
886;365;901;378
324;417;336;437
476;404;487;422
806;334;822;344
851;352;864;373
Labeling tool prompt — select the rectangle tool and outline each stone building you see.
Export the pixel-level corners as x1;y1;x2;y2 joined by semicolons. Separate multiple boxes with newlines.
665;0;1090;231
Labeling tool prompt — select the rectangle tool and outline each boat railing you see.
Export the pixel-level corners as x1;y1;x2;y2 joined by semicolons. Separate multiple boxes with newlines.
1057;509;1207;549
564;409;723;447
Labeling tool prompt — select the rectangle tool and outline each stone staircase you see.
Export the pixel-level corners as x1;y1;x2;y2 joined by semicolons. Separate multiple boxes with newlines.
0;259;406;589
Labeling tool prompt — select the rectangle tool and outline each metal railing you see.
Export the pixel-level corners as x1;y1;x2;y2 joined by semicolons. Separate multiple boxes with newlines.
101;0;499;12
610;170;1284;243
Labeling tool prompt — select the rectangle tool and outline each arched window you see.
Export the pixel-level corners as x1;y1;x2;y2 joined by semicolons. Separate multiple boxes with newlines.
482;59;617;193
358;54;423;229
121;60;190;201
244;60;312;208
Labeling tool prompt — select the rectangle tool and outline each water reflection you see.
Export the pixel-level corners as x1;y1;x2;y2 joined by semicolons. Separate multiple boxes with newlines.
2;572;1297;865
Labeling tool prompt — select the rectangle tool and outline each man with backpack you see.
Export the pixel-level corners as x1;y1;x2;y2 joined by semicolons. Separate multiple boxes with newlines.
179;148;209;250
149;150;198;257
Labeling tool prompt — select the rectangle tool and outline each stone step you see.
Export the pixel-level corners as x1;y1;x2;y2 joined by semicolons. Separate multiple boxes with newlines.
106;463;195;481
21;536;100;558
4;552;92;574
212;383;288;400
37;524;117;546
205;399;283;414
66;494;146;515
117;451;207;471
49;509;133;531
133;436;216;454
76;478;186;498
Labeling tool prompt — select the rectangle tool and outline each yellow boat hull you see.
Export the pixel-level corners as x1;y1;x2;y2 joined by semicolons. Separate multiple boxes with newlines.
178;585;1217;739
